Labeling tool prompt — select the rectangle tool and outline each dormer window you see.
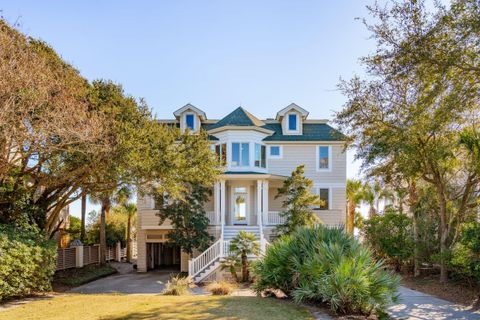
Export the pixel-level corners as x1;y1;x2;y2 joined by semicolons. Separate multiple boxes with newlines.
185;114;195;130
288;114;297;131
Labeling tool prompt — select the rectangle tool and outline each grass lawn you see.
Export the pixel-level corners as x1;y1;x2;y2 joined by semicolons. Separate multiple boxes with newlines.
0;294;314;320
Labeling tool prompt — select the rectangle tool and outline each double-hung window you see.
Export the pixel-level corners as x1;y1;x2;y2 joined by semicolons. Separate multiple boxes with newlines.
232;143;249;167
288;114;297;131
185;114;195;130
317;146;330;170
254;143;266;168
318;188;330;210
215;143;227;165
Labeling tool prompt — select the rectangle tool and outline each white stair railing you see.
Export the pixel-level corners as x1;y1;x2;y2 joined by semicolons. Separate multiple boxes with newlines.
188;239;223;279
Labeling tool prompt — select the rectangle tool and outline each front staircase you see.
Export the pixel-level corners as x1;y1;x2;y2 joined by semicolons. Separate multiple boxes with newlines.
188;226;267;283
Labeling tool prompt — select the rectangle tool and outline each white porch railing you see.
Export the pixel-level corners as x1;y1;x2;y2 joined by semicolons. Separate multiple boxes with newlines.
266;211;285;225
188;238;222;278
206;211;216;225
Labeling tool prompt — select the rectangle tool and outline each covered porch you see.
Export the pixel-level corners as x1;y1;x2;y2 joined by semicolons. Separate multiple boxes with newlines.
205;173;287;228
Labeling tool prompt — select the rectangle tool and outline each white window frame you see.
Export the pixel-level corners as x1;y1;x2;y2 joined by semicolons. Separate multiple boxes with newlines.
286;112;300;133
269;145;282;159
316;187;332;210
185;113;196;131
231;142;250;167
316;145;332;172
254;143;267;168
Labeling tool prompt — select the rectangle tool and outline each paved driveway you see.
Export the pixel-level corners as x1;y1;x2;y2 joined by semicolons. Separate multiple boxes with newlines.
388;287;480;320
69;265;205;295
69;270;174;294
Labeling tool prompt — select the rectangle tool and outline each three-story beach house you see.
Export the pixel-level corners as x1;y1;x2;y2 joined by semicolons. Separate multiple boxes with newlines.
136;103;346;282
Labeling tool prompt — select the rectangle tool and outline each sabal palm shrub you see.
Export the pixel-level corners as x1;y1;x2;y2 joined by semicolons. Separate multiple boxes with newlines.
252;226;400;316
229;231;260;282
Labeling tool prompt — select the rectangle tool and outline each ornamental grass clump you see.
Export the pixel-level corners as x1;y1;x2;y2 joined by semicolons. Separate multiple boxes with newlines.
205;281;238;295
252;226;400;316
162;274;194;296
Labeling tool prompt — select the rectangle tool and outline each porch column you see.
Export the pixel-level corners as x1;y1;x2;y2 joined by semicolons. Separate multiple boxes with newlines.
256;180;263;227
220;179;226;232
214;181;220;225
262;180;269;226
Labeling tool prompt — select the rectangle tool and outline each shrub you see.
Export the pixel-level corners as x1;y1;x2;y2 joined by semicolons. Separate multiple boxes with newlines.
451;222;480;307
205;281;238;295
220;256;240;282
0;224;57;301
252;226;400;316
162;274;193;295
362;209;414;270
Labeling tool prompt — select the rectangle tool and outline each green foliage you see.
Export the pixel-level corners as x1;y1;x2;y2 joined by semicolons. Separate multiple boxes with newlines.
158;183;213;255
54;265;117;287
275;165;321;235
0;224;56;301
220;256;240;282
229;231;260;282
362;209;414;270
85;208;128;247
252;226;399;316
162;274;193;296
451;222;480;283
68;216;82;241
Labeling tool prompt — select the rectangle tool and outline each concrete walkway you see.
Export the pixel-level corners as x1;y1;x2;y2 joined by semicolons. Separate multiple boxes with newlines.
388;287;480;320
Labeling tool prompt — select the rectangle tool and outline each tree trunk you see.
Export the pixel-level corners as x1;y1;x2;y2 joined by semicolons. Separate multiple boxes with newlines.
80;194;86;242
347;200;356;235
126;212;132;263
436;187;449;283
408;182;420;277
241;253;248;282
99;197;110;266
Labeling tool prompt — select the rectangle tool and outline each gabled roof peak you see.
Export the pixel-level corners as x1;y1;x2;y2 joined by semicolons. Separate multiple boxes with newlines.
276;103;309;120
209;107;265;129
173;103;207;120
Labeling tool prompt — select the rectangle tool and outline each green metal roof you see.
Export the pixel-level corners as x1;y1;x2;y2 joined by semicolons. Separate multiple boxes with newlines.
208;107;265;129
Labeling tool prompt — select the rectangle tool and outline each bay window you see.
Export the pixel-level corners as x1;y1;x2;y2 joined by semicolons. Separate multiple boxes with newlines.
232;142;249;167
254;143;266;168
215;143;227;165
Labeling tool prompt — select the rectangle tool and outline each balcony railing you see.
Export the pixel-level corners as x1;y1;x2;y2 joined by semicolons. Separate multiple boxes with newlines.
266;211;285;225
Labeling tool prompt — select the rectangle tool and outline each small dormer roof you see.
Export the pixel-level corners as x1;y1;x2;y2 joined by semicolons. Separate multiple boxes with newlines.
275;103;309;120
173;103;207;120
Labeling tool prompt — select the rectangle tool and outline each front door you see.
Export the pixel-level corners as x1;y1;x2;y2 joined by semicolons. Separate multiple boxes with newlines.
233;187;248;225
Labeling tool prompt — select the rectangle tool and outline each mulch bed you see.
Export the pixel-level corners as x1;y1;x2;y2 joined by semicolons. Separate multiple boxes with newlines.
401;273;479;307
52;264;117;292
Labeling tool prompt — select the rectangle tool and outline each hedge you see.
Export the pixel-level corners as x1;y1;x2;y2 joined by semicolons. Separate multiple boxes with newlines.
0;225;57;301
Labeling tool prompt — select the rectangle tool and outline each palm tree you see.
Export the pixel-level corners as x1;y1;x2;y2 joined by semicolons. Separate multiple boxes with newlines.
122;203;136;263
80;193;87;242
346;179;363;235
90;186;132;265
90;193;113;265
220;256;240;282
229;231;260;282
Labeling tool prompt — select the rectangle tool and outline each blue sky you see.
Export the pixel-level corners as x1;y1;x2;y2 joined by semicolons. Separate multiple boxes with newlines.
2;1;377;217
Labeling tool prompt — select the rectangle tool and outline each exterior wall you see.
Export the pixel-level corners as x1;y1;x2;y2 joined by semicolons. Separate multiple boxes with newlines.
266;143;346;226
267;144;346;183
